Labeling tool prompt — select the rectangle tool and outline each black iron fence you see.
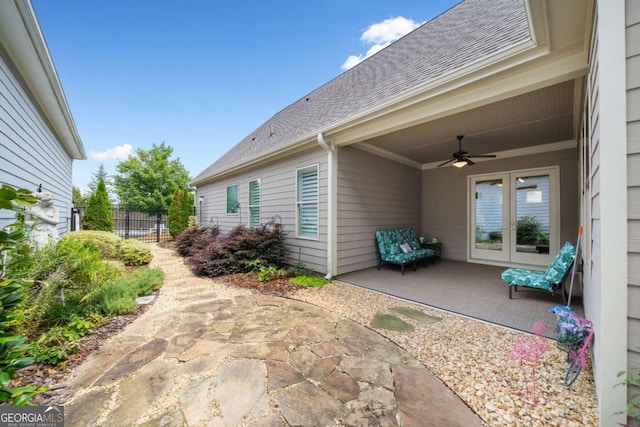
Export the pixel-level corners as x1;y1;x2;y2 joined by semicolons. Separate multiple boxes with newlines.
70;205;171;243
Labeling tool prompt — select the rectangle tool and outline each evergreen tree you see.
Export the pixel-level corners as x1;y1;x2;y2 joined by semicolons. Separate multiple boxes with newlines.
82;179;114;232
88;163;113;196
168;188;194;237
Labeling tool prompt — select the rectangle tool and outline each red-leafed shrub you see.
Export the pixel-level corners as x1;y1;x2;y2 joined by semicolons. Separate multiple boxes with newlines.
186;220;286;277
174;225;219;257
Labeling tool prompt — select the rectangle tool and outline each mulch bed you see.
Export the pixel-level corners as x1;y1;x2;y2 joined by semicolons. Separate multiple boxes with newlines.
220;273;301;297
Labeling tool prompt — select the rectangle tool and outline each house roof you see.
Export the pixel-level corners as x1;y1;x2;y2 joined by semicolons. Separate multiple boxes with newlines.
0;0;85;160
192;0;530;185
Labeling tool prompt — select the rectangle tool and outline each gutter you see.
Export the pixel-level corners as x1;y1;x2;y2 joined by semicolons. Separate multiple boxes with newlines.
317;132;337;279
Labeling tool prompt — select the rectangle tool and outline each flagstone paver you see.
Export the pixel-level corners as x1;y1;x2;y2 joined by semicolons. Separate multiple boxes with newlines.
63;244;486;426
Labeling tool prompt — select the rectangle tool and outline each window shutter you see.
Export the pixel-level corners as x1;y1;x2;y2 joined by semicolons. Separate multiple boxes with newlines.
249;180;260;228
297;167;318;238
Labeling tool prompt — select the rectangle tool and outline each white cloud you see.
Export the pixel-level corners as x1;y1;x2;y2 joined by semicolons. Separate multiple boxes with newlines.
341;16;422;71
89;143;133;161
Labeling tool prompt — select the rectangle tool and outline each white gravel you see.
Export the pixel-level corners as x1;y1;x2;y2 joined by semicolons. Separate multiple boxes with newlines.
292;281;598;427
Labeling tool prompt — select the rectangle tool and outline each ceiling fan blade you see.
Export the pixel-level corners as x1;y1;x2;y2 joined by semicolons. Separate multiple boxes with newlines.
465;158;475;166
437;158;455;167
467;154;497;159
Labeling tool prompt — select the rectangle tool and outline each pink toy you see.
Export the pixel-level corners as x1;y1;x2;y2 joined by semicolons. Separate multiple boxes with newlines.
510;322;550;405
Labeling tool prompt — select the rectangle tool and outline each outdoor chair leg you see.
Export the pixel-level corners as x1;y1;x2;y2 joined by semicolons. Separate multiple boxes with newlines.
509;285;514;299
401;264;405;275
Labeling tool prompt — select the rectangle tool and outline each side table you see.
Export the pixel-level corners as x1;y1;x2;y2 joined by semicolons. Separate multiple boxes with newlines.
421;242;442;260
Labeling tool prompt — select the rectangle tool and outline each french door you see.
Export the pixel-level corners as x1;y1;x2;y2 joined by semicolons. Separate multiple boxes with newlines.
469;167;559;267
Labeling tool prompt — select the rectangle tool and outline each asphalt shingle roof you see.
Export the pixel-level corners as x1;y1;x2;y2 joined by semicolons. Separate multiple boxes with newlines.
192;0;530;184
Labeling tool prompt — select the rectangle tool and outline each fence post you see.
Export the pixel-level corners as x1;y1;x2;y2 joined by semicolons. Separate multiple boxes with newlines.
156;206;161;243
125;205;130;239
70;207;79;231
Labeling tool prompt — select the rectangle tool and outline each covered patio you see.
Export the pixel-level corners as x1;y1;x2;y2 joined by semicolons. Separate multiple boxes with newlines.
337;260;584;338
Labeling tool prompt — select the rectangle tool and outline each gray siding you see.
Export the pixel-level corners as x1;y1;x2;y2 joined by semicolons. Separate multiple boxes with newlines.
421;149;578;262
196;148;328;274
0;52;73;235
336;146;421;275
627;0;640;374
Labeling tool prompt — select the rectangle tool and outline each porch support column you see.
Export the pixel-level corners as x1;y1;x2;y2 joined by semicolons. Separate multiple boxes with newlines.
318;132;337;279
594;1;628;424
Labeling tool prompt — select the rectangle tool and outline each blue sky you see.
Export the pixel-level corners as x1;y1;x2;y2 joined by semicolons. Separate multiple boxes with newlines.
32;0;460;192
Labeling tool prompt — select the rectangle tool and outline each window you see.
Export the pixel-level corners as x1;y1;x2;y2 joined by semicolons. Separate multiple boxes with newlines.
226;184;238;214
296;165;319;238
249;179;261;228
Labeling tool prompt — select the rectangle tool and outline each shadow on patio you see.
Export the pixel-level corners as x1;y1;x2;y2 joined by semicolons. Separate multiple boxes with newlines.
337;260;584;338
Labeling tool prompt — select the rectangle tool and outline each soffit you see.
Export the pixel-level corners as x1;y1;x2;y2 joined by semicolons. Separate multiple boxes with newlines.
361;79;575;165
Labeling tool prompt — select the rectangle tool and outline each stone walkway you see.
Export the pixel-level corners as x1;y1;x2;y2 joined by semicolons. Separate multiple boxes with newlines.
63;245;485;426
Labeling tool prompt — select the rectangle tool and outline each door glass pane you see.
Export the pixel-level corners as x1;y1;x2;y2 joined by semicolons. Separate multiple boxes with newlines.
474;179;503;251
515;175;550;254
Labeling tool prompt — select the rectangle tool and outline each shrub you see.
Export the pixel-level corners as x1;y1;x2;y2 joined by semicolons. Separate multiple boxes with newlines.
119;239;152;266
90;282;138;316
168;188;194;237
187;220;286;278
87;267;164;316
0;184;47;404
82;178;114;232
175;225;218;256
61;230;122;258
516;216;544;245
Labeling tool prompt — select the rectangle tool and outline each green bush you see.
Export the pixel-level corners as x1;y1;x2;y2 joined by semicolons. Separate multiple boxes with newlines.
61;230;151;266
90;282;138;317
87;267;164;316
168;188;194;238
61;230;122;258
516;216;544;245
82;178;114;232
0;184;47;404
119;239;152;266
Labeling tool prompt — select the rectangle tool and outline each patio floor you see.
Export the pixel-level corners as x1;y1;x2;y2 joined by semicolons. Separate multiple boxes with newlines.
337;259;584;338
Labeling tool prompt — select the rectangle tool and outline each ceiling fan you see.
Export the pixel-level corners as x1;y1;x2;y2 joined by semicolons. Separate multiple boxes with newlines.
437;135;497;168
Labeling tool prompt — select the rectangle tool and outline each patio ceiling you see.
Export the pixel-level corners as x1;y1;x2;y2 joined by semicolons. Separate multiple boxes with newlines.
361;79;576;166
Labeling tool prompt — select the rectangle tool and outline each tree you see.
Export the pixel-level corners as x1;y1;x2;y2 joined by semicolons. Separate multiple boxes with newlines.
72;186;89;208
88;163;113;196
82;179;114;232
113;142;191;214
168;188;194;237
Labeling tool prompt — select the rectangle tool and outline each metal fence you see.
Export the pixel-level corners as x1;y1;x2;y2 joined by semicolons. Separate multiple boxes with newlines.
70;205;171;243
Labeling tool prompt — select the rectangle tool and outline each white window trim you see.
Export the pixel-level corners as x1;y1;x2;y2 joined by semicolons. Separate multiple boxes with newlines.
248;178;261;228
296;164;319;240
226;183;239;215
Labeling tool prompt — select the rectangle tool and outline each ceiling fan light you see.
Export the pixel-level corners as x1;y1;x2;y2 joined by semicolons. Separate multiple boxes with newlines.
453;160;467;168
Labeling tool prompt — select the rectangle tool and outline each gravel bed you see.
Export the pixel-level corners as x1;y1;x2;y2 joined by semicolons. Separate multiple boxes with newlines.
292;281;598;427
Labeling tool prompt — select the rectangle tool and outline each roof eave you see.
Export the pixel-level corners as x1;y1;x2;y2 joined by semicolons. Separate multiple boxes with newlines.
193;37;544;187
0;0;86;160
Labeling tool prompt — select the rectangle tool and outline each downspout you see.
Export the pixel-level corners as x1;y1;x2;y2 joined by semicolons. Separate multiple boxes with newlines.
317;133;337;279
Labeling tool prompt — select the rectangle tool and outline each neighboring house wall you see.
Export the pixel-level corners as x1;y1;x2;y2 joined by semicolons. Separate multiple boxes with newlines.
196;147;328;273
421;148;578;262
336;146;421;275
0;51;73;236
626;0;640;393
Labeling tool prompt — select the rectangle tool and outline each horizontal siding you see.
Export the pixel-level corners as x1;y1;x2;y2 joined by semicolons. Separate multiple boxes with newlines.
336;146;421;275
422;148;579;262
195;148;328;274
0;52;73;235
627;0;640;383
